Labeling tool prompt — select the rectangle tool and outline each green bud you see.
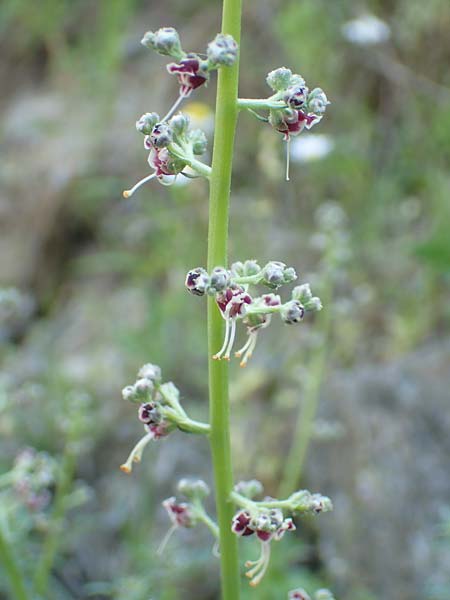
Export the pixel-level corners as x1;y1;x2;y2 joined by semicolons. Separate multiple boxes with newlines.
169;113;190;137
207;33;238;66
234;479;264;499
138;363;162;384
141;27;183;59
292;283;312;304
189;128;208;155
314;590;335;600
136;112;160;135
243;260;261;277
177;478;210;500
266;67;293;91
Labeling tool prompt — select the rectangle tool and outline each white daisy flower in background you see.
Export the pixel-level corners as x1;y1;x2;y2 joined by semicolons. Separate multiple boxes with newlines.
290;134;334;163
341;14;391;46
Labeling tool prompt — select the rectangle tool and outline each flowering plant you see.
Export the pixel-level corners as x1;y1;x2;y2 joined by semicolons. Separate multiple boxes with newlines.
119;6;333;600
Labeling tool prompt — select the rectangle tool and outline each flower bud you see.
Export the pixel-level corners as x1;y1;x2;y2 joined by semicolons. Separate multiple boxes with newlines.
185;268;209;296
284;85;309;109
262;261;297;288
209;267;230;294
141;27;183;59
292;283;312;304
169;113;190;136
189;128;207;155
234;479;264;499
243;259;261;277
177;478;210;500
266;67;293;91
135;112;160;135
122;384;139;403
280;300;304;324
230;261;245;277
138;363;162;385
134;378;154;401
304;296;323;312
149;123;173;148
207;33;238;66
307;88;330;115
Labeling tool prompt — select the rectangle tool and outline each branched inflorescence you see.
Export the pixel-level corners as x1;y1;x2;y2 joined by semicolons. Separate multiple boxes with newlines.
185;260;322;365
238;67;330;180
123;28;237;196
120;364;209;474
230;480;332;586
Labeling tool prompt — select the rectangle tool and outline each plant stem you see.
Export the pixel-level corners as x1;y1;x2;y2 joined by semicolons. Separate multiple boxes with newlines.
237;98;287;111
0;523;30;600
278;281;333;498
207;0;242;598
33;445;76;597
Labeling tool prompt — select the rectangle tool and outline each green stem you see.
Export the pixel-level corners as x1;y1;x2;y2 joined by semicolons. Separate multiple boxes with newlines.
169;143;212;178
176;417;211;435
278;282;333;498
237;98;287;111
207;1;242;598
33;445;76;597
0;523;30;600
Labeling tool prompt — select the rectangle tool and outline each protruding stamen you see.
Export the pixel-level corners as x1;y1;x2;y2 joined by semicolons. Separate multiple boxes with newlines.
239;331;258;367
286;136;291;182
223;319;237;360
157;523;178;555
119;432;153;474
247;541;271;587
161;93;186;122
213;318;231;360
123;173;156;198
235;334;253;358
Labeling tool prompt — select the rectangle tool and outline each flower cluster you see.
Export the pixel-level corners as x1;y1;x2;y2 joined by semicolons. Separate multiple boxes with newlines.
120;364;209;474
123;111;208;196
230;481;332;586
185;260;322;366
265;67;330;140
158;478;218;554
142;27;238;102
11;447;56;512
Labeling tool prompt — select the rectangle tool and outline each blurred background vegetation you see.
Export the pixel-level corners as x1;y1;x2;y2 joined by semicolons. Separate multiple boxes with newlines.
1;0;450;599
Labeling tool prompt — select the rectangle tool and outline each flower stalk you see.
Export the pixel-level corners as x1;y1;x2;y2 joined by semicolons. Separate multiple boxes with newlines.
207;0;242;597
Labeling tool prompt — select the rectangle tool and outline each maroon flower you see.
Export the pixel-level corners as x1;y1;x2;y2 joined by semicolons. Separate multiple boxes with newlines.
167;56;209;97
216;287;252;318
163;496;194;528
231;510;254;537
138;402;160;424
145;421;171;440
276;110;321;140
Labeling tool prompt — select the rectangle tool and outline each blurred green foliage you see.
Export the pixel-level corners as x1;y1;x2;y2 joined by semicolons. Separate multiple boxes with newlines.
1;0;450;598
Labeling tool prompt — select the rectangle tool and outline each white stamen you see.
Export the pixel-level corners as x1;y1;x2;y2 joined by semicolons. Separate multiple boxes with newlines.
120;431;153;474
213;318;230;360
235;334;253;358
161;93;186;122
123;173;156;198
223;319;236;360
157;523;178;555
248;542;271;587
286;136;291;182
240;333;258;367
